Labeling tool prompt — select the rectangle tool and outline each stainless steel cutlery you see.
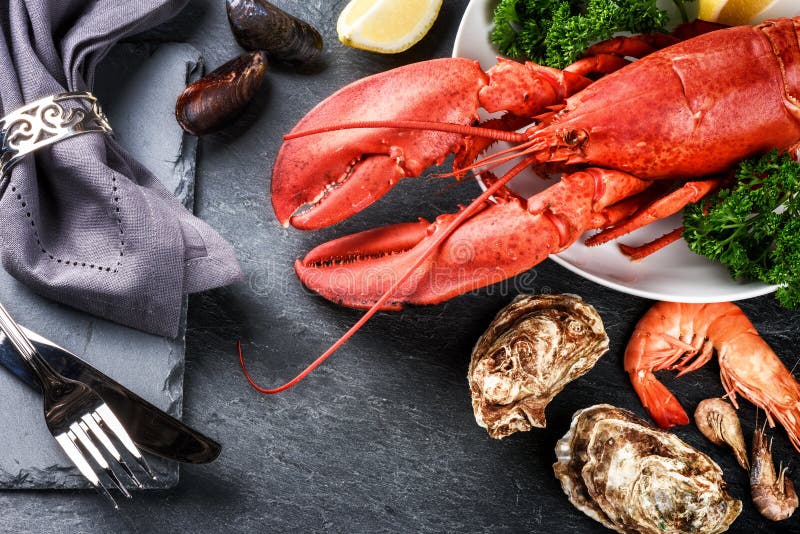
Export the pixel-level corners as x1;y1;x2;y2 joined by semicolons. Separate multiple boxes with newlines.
0;302;155;507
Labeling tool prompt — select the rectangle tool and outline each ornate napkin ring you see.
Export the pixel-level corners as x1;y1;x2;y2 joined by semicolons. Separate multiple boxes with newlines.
0;91;112;178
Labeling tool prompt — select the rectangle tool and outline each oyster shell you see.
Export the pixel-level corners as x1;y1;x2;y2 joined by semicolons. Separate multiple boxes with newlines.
554;404;742;534
468;294;608;438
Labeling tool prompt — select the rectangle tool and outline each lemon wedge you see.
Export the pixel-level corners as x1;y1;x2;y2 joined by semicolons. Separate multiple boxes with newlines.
698;0;729;21
718;0;777;24
337;0;443;54
698;0;779;25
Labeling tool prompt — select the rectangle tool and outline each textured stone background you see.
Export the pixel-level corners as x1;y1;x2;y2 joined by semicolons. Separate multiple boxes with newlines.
2;1;799;532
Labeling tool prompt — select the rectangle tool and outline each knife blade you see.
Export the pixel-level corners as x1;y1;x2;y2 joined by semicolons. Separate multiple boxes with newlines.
0;326;221;464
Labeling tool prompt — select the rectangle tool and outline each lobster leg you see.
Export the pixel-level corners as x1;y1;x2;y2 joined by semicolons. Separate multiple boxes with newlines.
295;168;651;309
619;228;684;260
583;34;676;58
585;178;723;247
582;20;727;58
564;54;631;77
561;24;723;81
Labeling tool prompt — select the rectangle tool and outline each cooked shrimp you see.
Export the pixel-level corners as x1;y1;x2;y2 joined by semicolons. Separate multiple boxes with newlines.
751;426;798;521
624;301;800;451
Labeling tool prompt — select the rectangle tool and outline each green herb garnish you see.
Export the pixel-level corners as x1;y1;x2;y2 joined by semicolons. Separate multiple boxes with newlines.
683;150;800;309
490;0;694;69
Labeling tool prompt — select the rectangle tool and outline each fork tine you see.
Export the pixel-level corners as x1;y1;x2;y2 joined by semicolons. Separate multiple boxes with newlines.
81;415;142;489
95;404;156;480
54;432;118;509
70;422;132;499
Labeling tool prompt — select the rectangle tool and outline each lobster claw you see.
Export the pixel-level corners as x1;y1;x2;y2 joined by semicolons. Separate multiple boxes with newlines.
294;197;560;308
272;58;488;230
294;168;652;308
271;58;592;230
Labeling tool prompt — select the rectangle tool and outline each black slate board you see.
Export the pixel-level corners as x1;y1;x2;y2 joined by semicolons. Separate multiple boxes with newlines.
0;42;202;490
1;1;799;532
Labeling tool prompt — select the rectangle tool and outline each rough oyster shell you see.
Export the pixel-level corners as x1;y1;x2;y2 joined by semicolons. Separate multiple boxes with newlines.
468;294;608;438
554;404;742;534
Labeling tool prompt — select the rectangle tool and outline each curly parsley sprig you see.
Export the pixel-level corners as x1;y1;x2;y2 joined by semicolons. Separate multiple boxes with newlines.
490;0;690;69
683;150;800;309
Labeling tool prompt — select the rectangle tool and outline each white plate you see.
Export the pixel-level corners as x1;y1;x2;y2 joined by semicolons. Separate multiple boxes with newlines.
452;0;779;303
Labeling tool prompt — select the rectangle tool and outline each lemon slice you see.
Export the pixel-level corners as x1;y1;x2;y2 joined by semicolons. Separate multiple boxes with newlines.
337;0;443;54
698;0;778;25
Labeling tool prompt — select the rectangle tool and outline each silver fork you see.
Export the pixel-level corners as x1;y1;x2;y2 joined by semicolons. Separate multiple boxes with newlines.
0;302;154;507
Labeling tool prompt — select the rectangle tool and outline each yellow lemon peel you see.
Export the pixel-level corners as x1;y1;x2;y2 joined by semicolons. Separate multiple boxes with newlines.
337;0;443;54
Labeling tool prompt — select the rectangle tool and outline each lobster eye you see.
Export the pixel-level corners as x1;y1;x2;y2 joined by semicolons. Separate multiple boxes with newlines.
562;129;588;145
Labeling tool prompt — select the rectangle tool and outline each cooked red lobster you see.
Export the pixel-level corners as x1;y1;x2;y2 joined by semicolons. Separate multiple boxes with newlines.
273;18;800;308
254;18;800;392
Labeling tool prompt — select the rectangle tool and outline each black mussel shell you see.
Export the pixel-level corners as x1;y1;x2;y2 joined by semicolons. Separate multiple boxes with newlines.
226;0;322;67
175;51;267;136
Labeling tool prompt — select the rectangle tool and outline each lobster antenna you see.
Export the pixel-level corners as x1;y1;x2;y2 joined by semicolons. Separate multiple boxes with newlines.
240;155;539;394
287;118;544;182
435;138;542;179
284;119;529;144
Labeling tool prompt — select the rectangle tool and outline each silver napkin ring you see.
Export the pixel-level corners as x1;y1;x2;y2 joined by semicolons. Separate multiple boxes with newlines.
0;91;112;178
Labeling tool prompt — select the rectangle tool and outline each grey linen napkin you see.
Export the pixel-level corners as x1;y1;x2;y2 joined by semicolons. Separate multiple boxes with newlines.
0;0;243;337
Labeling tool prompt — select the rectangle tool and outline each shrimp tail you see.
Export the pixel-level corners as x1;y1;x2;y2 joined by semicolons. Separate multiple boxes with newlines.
629;369;690;427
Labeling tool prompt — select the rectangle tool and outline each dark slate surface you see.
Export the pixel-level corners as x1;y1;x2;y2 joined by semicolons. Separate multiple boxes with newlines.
0;42;202;490
1;0;799;532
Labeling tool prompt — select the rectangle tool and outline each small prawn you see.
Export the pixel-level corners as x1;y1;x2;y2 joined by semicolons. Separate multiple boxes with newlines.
751;426;798;521
694;397;749;471
624;301;800;451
